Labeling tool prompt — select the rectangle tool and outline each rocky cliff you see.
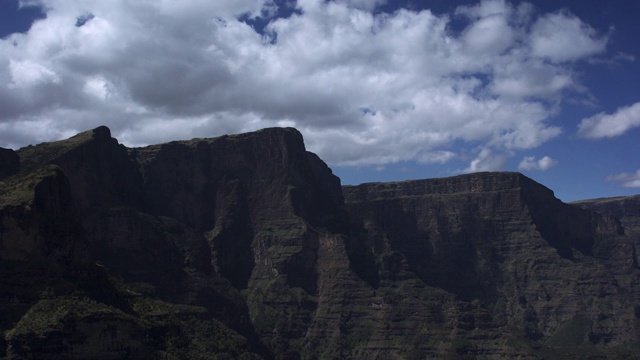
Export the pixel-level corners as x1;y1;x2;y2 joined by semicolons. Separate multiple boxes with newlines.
1;126;639;359
572;195;640;235
573;195;640;280
0;148;19;180
344;174;640;358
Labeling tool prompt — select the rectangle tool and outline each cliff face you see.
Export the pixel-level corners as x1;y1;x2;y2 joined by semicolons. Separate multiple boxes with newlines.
573;195;640;279
0;148;19;180
344;174;639;354
573;195;640;237
17;126;144;209
132;128;353;355
0;164;114;359
1;126;639;359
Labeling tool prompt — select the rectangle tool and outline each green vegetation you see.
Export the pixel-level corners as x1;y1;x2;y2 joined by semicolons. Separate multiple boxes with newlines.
131;297;260;359
5;291;262;359
0;164;61;208
246;276;317;357
157;317;260;360
545;314;593;347
17;129;95;173
255;223;307;240
6;297;133;338
131;297;207;319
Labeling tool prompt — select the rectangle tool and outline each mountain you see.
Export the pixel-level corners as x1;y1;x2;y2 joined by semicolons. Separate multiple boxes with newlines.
343;174;640;358
573;195;640;254
0;148;18;180
1;126;639;359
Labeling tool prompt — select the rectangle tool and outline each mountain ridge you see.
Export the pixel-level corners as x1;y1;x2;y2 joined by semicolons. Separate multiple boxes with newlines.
1;126;639;359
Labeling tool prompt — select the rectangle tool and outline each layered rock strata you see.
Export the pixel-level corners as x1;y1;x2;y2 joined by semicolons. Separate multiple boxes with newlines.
343;174;640;357
0;126;638;359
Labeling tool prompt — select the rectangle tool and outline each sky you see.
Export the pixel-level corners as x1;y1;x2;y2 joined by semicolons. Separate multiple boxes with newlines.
1;0;639;202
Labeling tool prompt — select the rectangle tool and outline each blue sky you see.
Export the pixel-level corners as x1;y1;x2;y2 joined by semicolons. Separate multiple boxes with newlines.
1;0;639;201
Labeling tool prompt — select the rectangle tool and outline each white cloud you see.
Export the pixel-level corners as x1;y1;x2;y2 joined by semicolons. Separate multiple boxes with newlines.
489;59;575;99
518;155;557;171
8;59;60;88
612;52;636;63
464;148;507;173
334;0;388;11
459;4;514;55
588;51;636;66
455;0;512;19
577;102;640;139
529;10;608;63
83;76;109;100
0;0;612;169
606;170;640;188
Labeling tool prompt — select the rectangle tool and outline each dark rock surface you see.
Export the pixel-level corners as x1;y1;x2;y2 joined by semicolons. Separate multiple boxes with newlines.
1;126;639;359
344;174;640;358
0;148;19;180
573;194;640;276
572;195;640;234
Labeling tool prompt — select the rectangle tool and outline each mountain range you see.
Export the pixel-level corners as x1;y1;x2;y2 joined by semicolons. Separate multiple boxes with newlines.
1;126;639;359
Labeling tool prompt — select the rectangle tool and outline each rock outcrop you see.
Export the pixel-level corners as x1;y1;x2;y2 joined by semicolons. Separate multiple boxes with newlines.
1;126;639;359
573;194;640;276
573;195;640;233
0;164;113;358
344;174;640;358
0;148;19;180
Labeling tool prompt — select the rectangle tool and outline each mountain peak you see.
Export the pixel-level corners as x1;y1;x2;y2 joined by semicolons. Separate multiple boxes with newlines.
92;125;112;139
16;125;116;173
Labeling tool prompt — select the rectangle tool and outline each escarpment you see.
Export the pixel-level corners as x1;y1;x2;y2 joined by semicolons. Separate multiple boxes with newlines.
344;174;639;354
1;126;639;359
0;148;19;180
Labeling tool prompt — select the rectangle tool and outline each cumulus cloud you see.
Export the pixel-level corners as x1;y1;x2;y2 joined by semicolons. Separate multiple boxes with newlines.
606;170;640;188
577;102;640;139
334;0;388;11
518;155;557;171
8;59;60;88
529;10;608;63
464;148;507;173
0;0;611;168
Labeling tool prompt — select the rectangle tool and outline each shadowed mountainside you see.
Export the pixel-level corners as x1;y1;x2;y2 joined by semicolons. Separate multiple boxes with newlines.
573;195;640;278
573;195;640;236
0;148;19;180
1;126;639;359
344;176;640;358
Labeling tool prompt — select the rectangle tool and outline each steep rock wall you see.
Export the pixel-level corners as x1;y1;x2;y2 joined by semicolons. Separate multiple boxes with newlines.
3;126;639;359
0;148;19;180
132;128;351;355
343;173;639;349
